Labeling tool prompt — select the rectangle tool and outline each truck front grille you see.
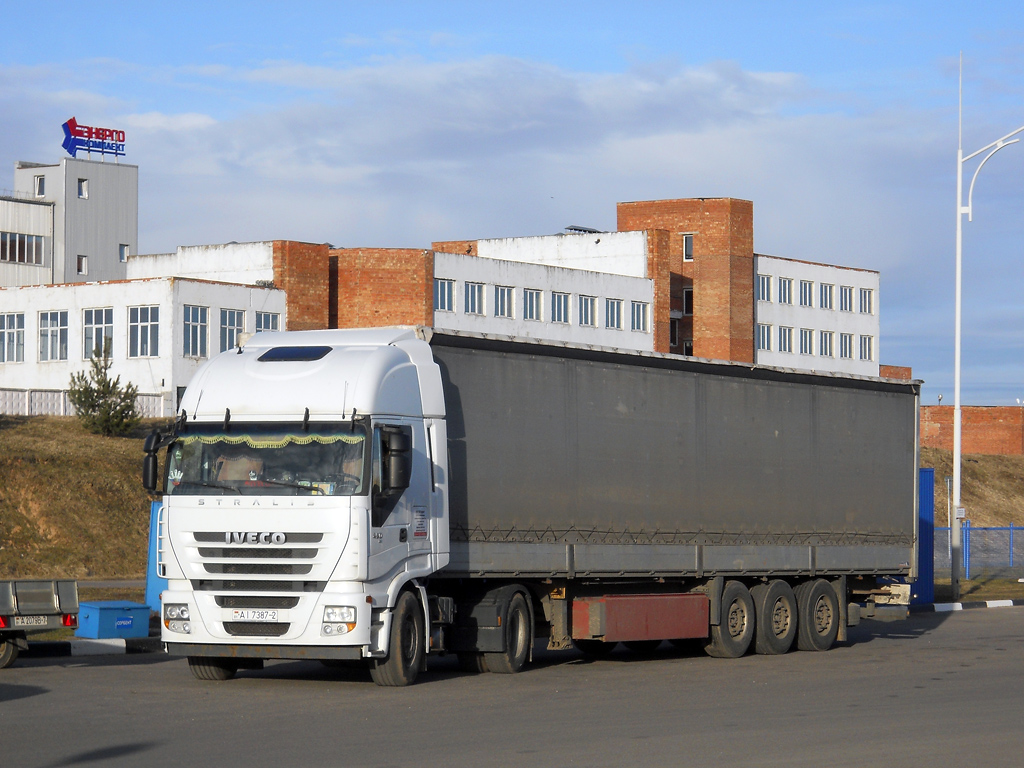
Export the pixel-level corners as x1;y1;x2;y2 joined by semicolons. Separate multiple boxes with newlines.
224;622;290;637
215;596;300;609
191;580;326;592
203;563;313;576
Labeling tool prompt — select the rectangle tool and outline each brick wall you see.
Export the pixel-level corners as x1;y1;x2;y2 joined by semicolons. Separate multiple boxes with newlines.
646;229;672;353
617;198;754;362
880;365;913;380
432;240;478;256
330;248;434;328
920;405;1024;455
272;240;330;330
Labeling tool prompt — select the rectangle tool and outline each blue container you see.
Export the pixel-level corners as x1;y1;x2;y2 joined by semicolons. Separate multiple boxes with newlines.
75;601;150;639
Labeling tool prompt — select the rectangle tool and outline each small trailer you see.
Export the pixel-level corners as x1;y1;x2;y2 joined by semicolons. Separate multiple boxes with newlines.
0;580;79;667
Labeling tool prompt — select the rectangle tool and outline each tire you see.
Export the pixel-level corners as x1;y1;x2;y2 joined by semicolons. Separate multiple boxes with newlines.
751;580;798;655
369;591;425;686
795;579;839;652
623;640;662;654
575;639;617;657
187;656;238;681
457;653;489;673
485;592;531;674
0;638;19;669
704;580;755;658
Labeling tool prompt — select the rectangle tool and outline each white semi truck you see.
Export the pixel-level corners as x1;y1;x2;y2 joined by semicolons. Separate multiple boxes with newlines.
143;327;918;685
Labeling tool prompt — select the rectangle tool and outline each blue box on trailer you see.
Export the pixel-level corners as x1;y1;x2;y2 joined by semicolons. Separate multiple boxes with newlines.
75;601;150;639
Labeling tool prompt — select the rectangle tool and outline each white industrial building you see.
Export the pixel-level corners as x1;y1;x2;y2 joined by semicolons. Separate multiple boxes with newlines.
753;255;879;377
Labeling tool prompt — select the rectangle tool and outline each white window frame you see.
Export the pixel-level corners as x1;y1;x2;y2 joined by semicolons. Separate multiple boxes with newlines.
578;295;597;327
256;311;279;333
799;328;814;355
523;288;542;321
433;278;455;313
860;335;874;361
840;285;854;312
83;307;113;359
465;282;484;316
778;326;793;353
839;332;854;359
819;284;834;310
631;301;649;332
682;233;694;262
799;280;813;307
757;274;772;302
494;285;514;319
77;255;88;275
778;278;792;305
119;244;130;263
39;310;68;362
220;308;245;352
34;175;45;197
183;304;209;358
605;298;623;330
552;292;570;324
77;178;88;199
819;330;834;357
129;306;160;358
757;323;772;351
0;313;26;363
860;288;874;315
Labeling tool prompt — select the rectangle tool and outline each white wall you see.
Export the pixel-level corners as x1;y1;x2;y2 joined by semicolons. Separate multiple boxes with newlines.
473;230;649;278
754;255;880;376
129;241;275;285
433;251;655;351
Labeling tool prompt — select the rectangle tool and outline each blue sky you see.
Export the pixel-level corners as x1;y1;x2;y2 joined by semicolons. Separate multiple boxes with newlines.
2;2;1024;404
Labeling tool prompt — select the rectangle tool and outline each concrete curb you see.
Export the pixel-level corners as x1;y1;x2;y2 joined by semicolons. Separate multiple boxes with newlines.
911;598;1024;613
21;636;164;658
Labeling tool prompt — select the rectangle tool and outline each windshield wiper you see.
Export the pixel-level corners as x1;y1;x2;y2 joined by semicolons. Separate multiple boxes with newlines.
175;480;241;494
257;479;326;495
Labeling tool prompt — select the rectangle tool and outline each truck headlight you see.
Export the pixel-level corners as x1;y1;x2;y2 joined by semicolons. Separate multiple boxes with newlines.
322;605;357;636
164;603;192;633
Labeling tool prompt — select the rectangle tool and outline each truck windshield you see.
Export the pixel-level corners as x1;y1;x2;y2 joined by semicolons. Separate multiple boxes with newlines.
165;423;368;496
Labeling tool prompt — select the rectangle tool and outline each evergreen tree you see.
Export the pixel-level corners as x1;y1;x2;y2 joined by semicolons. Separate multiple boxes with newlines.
68;344;140;436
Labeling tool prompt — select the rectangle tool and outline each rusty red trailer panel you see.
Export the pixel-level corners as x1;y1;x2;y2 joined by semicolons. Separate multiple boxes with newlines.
572;593;710;643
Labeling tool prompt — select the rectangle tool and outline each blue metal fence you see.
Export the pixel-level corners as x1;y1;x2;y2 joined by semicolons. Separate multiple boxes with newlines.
935;523;1024;580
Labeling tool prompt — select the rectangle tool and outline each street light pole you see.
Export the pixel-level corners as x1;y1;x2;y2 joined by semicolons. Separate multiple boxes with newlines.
953;54;1024;600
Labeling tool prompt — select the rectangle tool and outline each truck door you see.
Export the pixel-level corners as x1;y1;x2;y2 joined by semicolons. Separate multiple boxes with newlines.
367;423;430;580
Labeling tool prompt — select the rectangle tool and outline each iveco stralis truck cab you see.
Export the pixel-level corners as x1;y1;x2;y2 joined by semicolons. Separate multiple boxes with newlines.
147;327;449;685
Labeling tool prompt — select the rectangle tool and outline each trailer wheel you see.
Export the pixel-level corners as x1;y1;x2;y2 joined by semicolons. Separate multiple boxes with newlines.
795;579;839;652
751;580;798;655
705;580;755;658
575;639;617;657
485;592;531;674
457;653;489;673
187;656;238;681
0;638;19;669
369;591;424;686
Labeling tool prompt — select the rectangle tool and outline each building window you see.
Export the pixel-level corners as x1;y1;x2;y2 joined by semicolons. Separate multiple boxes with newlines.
433;278;454;312
465;282;484;315
799;280;813;307
552;292;570;324
840;285;854;312
860;335;874;361
631;301;649;332
860;288;874;315
683;287;694;316
83;307;114;359
819;284;834;310
0;232;44;265
670;318;680;347
778;278;792;305
579;295;596;327
799;328;814;355
77;178;88;199
494;285;514;319
39;310;68;362
819;330;834;357
682;233;694;262
523;288;542;321
119;244;130;263
220;308;245;352
0;313;26;363
839;332;854;359
681;340;694;356
779;326;793;353
256;311;279;333
77;255;88;275
605;298;623;330
34;175;45;197
183;305;209;358
128;306;160;358
757;323;772;351
757;274;772;302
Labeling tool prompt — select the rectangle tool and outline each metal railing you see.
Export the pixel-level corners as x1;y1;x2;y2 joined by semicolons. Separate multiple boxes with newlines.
935;523;1024;579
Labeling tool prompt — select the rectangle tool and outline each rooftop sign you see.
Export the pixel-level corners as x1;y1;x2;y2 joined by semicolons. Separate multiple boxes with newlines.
62;116;126;158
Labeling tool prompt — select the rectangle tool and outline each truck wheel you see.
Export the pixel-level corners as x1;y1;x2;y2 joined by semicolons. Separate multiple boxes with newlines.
187;656;238;681
704;580;755;658
0;638;19;669
457;652;489;673
751;580;798;655
575;639;617;657
369;591;424;686
795;579;839;652
485;592;531;674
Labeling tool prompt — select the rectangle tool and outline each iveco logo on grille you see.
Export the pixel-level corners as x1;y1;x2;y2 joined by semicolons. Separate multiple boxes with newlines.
225;532;287;545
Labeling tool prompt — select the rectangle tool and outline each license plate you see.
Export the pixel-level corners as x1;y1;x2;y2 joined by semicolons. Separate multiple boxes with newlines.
14;615;48;627
230;609;278;622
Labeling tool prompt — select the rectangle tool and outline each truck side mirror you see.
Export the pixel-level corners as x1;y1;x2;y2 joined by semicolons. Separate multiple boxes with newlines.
143;430;160;454
142;453;159;492
383;429;412;492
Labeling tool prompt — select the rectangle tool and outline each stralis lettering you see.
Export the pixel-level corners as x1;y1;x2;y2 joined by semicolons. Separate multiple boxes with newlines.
225;532;287;545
